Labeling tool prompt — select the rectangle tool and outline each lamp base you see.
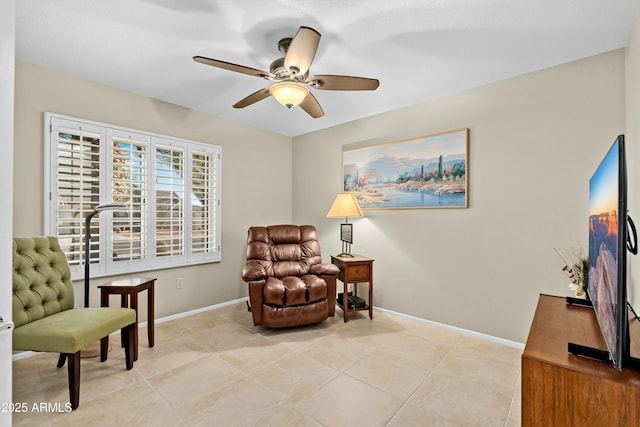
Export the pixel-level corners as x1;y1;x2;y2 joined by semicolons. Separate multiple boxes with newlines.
336;252;355;258
337;240;354;258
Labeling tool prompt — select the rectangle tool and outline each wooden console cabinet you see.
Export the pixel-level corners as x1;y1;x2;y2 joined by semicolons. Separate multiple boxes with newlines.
522;294;640;426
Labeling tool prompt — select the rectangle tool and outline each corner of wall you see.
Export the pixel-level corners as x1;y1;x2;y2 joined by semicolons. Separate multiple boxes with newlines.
626;4;640;312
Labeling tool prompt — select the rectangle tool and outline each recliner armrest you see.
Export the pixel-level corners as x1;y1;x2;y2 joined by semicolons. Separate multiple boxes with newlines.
310;263;340;276
242;260;267;281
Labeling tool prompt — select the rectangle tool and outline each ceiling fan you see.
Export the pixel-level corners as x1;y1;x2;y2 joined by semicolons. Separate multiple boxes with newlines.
193;26;380;119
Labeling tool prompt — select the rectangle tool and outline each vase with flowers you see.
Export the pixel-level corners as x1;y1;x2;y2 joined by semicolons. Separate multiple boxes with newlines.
554;247;589;298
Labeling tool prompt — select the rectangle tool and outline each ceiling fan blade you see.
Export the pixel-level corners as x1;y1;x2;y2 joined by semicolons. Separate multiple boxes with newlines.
233;88;272;108
309;75;380;91
193;56;273;79
284;26;321;76
299;92;324;118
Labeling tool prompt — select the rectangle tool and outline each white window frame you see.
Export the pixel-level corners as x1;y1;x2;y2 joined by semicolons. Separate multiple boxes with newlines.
44;112;221;280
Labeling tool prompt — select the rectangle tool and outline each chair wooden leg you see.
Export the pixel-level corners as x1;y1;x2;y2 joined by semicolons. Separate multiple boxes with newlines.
100;335;109;362
123;324;134;370
67;351;81;410
56;353;67;368
120;294;127;348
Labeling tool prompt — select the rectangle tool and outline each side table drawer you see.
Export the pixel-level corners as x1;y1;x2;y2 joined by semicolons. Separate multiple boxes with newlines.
345;263;370;282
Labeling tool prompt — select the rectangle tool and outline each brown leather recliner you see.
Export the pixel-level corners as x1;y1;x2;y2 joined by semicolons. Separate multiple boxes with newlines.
242;225;340;328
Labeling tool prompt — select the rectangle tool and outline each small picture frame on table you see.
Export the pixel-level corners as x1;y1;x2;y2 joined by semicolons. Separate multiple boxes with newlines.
340;223;353;244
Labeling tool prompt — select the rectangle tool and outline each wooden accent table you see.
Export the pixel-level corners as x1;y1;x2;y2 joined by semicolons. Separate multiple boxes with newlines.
98;277;156;361
331;254;374;322
522;294;640;426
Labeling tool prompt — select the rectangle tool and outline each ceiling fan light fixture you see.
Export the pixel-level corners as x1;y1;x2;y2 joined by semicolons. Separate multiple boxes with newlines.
269;82;309;109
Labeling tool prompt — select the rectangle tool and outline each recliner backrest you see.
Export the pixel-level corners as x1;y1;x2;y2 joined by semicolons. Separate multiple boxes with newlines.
245;225;323;278
12;236;75;328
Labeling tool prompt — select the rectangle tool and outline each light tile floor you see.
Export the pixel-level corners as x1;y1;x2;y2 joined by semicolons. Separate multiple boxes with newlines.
12;303;522;426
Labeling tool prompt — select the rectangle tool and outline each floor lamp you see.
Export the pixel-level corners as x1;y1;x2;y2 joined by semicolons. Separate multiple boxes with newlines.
80;203;127;358
84;203;127;307
326;193;364;257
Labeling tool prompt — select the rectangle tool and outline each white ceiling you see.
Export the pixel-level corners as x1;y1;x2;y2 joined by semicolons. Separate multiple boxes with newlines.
15;0;640;137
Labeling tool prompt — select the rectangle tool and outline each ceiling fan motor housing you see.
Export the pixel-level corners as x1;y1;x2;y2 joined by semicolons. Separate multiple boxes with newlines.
270;57;308;81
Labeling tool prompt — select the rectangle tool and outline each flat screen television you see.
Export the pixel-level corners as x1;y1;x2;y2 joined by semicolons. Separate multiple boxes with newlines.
585;134;638;370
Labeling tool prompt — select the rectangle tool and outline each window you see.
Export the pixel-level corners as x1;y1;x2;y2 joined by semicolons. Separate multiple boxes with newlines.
45;113;221;279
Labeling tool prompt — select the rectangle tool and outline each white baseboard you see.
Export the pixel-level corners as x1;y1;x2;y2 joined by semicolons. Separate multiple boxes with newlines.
374;306;525;349
146;297;249;327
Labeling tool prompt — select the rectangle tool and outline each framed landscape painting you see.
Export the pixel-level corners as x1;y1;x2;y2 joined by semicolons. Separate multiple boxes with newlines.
342;128;469;209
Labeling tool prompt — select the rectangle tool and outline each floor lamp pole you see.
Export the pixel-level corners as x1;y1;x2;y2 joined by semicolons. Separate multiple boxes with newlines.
84;203;127;308
80;203;127;359
84;211;97;308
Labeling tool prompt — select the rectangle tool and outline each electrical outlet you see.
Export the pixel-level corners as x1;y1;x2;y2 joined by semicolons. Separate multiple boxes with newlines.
176;278;184;289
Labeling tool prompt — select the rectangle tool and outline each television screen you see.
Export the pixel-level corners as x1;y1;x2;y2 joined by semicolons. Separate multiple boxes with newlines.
588;135;628;370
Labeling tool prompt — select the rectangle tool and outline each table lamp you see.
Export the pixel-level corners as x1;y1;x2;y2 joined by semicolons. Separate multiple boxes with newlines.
326;193;364;257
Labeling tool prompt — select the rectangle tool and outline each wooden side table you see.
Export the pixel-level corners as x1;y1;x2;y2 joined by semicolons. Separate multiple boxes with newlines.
331;254;374;322
98;277;156;361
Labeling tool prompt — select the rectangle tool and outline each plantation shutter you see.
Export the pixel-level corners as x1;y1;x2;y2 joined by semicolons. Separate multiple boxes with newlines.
154;142;185;258
45;113;221;279
109;130;149;267
190;147;219;257
50;118;106;277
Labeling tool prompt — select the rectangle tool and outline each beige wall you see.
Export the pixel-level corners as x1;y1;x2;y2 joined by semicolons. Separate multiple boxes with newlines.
627;6;640;315
13;61;293;320
13;47;631;343
293;50;626;343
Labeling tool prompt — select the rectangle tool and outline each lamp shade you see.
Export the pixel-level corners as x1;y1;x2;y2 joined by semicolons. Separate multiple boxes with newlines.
269;82;309;108
326;193;365;218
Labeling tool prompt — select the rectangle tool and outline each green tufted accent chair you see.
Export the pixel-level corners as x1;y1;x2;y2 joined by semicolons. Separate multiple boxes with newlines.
12;236;136;410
